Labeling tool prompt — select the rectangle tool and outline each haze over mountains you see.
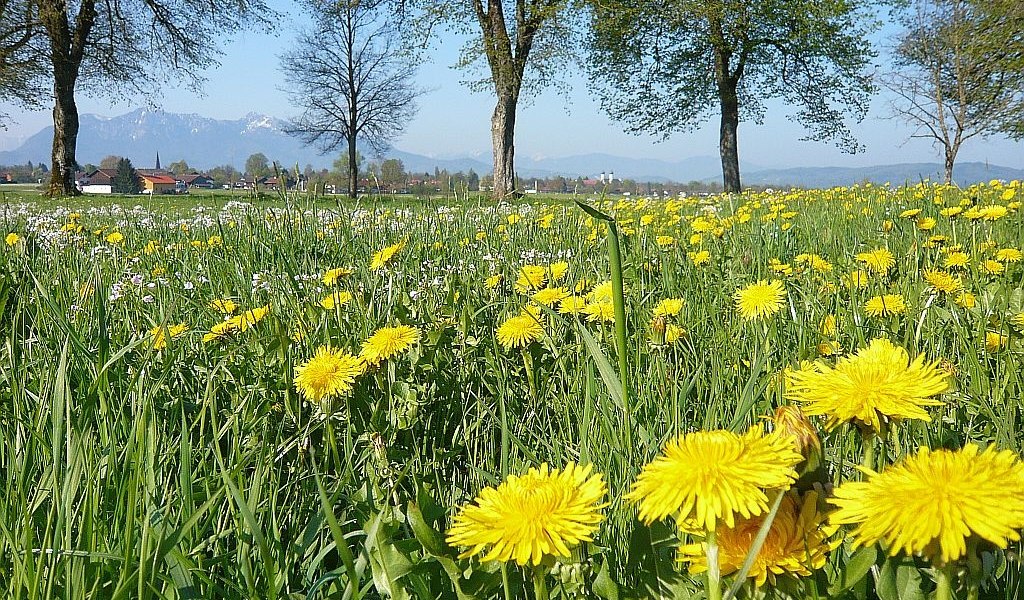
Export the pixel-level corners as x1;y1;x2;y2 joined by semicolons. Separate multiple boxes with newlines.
2;109;1022;186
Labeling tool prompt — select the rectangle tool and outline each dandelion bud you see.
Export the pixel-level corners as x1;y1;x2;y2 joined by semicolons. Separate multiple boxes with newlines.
773;405;822;473
649;316;667;346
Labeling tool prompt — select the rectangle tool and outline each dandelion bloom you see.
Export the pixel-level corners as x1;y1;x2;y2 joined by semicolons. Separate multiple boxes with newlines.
922;270;960;294
626;426;802;531
985;331;1009;352
795;253;832;272
656;235;675;247
734;280;787;321
547;261;569;282
982;259;1005;275
583;301;616;323
360;325;420;366
943;251;969;269
653;298;685;317
496;312;544;349
688;250;711;266
558;296;587;315
203;320;237;343
785;338;948;431
515;265;547;292
446;463;607;566
830;445;1024;564
322;267;352;286
232;304;270;331
320;291;353;310
293;346;365;403
4;233;19;246
369;239;407;270
209;298;239;314
855;248;895;273
996;248;1022;263
899;208;922;219
532;286;569;307
149;323;188;350
916;217;937;230
485;274;502;289
954;291;976;308
588;281;614;303
679;491;836;587
846;269;870;288
105;231;124;244
863;294;906;317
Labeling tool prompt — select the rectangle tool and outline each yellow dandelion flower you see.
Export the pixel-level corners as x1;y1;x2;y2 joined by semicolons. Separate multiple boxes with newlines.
818;314;838;338
496;312;544;349
665;323;686;344
795;253;832;272
688;250;711;266
532;286;570;307
940;206;963;217
982;259;1005;275
485;274;502;289
855;248;895;273
558;296;587;315
996;248;1022;263
916;217;936;230
360;325;420;366
370;239;407;270
515;265;547;292
846;269;870;288
864;294;906;318
105;231;124;244
899;208;922;219
293;346;365;403
679;491;836;587
954;291;976;308
653;298;685;318
830;445;1024;564
209;298;239;314
922;270;961;294
583;301;616;323
203;320;237;343
979;205;1008;220
985;331;1009;352
627;426;801;531
230;304;270;332
547;261;569;282
446;463;607;566
149;323;188;350
785;338;948;431
1011;313;1024;331
588;280;614;303
943;252;969;270
321;291;353;309
656;235;675;247
322;267;353;286
5;232;20;246
769;259;794;276
734;280;787;321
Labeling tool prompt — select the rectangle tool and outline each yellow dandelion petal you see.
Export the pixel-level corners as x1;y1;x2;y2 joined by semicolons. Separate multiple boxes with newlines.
293;346;365;403
321;291;353;310
922;270;961;295
785;338;948;431
149;323;188;350
830;445;1024;564
734;280;787;321
653;298;685;318
855;248;895;273
496;312;544;350
370;239;407;271
359;325;420;366
532;286;570;307
446;463;607;566
864;294;906;318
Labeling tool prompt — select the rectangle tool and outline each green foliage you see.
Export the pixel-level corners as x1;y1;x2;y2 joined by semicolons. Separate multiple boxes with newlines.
112;157;141;194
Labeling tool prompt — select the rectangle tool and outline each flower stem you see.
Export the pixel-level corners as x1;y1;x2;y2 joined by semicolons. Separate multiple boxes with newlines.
532;564;549;600
935;565;954;600
860;428;876;472
521;347;538;402
706;529;722;600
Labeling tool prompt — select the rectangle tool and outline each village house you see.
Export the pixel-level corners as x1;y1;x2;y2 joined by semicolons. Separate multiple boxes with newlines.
139;173;177;194
80;169;117;194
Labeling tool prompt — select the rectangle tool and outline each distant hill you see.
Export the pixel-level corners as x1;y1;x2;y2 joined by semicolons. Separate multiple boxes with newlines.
2;109;1022;187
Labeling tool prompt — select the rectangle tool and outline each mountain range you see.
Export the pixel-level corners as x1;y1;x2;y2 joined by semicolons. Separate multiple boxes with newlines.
2;108;1022;187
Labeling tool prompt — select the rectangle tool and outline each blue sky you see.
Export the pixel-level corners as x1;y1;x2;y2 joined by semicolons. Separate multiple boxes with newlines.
2;3;1023;169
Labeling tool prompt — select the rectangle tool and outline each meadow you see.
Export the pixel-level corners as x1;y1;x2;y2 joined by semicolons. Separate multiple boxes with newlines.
2;182;1023;599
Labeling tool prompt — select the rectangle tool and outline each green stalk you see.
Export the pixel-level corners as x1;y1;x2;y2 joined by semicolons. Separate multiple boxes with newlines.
707;529;722;600
532;564;549;600
935;565;954;600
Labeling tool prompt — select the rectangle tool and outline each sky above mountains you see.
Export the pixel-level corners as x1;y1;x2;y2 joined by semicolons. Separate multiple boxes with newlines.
2;1;1023;169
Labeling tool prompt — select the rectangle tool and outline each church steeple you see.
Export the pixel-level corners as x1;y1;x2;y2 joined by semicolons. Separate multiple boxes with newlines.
155;152;161;170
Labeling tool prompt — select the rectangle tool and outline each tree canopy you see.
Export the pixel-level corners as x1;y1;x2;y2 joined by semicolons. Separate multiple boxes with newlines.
587;0;876;191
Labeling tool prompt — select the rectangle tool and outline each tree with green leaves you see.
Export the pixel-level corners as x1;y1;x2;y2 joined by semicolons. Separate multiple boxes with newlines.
112;158;140;194
245;153;270;179
281;0;421;199
587;0;876;192
0;0;273;196
168;160;191;175
398;0;577;200
884;0;1024;183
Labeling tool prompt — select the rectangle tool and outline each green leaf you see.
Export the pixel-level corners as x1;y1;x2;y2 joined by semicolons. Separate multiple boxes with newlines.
593;558;621;600
829;545;878;596
875;555;927;600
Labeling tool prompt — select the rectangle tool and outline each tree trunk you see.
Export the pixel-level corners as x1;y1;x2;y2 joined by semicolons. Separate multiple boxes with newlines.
491;93;519;201
348;132;358;199
718;84;741;193
49;58;81;196
943;145;957;185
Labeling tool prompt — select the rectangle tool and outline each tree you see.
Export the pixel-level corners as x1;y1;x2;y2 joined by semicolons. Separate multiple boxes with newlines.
168;160;191;175
112;158;140;194
99;155;123;170
245;153;270;179
587;0;876;192
0;0;46;126
208;164;240;187
281;0;421;199
884;0;1024;183
1;0;273;196
398;0;577;200
380;158;407;188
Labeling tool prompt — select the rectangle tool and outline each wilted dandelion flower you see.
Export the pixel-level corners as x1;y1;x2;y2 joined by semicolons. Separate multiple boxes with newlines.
322;267;353;286
785;338;948;431
656;235;675;248
734;280;786;321
678;491;836;587
293;346;365;403
923;270;961;294
830;445;1024;564
855;248;895;273
360;325;420;366
864;294;906;317
370;239;407;270
446;463;607;566
532;286;569;307
321;291;353;309
653;298;685;318
626;426;801;531
209;298;239;314
818;314;838;338
149;323;188;350
496;311;544;349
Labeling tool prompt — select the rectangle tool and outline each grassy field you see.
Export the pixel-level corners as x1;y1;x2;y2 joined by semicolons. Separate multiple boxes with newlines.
2;182;1023;599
